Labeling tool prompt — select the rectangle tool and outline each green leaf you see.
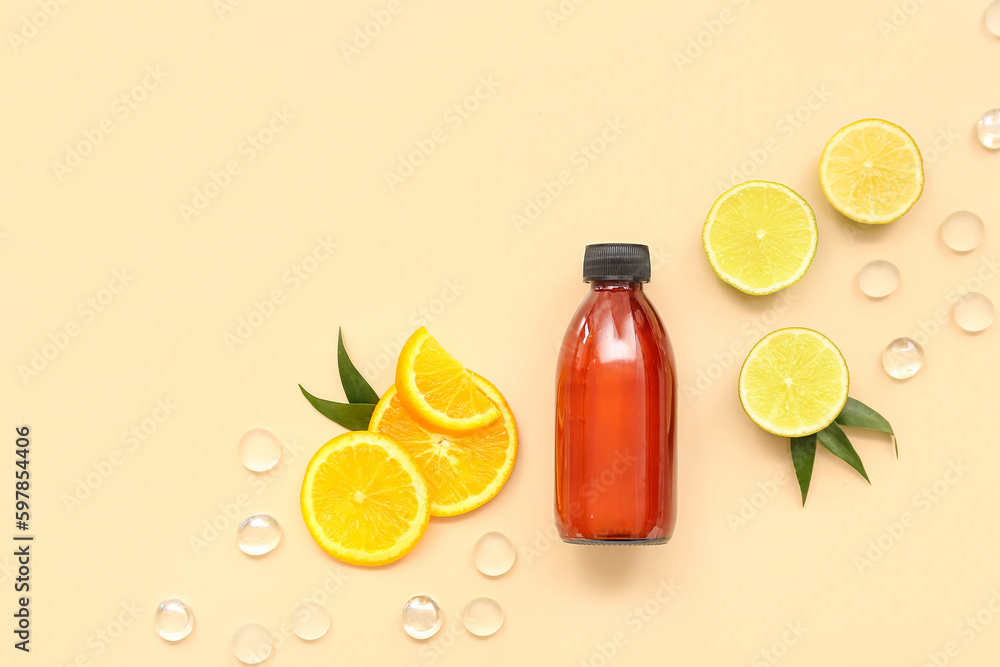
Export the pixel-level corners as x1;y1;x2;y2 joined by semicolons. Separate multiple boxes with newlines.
338;328;380;404
817;421;870;483
836;396;897;457
790;435;817;506
299;384;375;431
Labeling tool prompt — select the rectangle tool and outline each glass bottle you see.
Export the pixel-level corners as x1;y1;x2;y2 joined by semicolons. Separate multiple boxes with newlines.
555;243;677;544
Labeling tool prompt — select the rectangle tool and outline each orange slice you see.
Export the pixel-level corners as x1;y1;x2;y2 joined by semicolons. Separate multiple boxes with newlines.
300;431;429;566
394;327;500;435
369;373;517;517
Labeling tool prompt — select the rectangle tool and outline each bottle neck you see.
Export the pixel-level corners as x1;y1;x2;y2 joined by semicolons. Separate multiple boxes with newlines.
588;280;644;292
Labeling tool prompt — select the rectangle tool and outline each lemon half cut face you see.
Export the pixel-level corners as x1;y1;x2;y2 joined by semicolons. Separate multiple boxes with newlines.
703;181;818;295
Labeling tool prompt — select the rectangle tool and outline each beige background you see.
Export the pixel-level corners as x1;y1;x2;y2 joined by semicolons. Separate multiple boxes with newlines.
3;0;1000;664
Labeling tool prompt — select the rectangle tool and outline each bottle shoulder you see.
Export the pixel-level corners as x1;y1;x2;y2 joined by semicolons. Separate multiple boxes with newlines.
558;288;673;364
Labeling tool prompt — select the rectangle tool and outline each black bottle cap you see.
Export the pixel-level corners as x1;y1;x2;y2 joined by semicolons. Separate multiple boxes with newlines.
583;243;651;282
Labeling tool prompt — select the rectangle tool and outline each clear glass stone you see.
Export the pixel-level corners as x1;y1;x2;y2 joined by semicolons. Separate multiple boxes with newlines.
237;514;281;556
401;595;442;640
473;531;516;577
232;622;273;664
290;602;330;641
941;211;985;252
155;598;193;641
857;260;900;298
239;427;282;472
953;293;995;332
986;1;1000;37
462;597;504;637
882;337;924;380
977;109;1000;150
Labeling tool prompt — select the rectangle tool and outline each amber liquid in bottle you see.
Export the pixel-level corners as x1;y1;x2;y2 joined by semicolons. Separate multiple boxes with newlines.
555;244;677;544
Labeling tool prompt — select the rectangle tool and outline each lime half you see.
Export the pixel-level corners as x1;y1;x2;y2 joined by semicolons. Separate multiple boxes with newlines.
819;118;924;224
738;328;849;438
703;181;818;295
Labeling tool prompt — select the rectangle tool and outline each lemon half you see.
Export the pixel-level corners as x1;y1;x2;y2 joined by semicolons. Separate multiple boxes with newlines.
703;181;818;295
819;118;924;224
738;328;849;438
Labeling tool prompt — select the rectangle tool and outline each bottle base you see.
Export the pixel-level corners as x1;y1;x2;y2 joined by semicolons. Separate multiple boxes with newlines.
560;536;672;546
